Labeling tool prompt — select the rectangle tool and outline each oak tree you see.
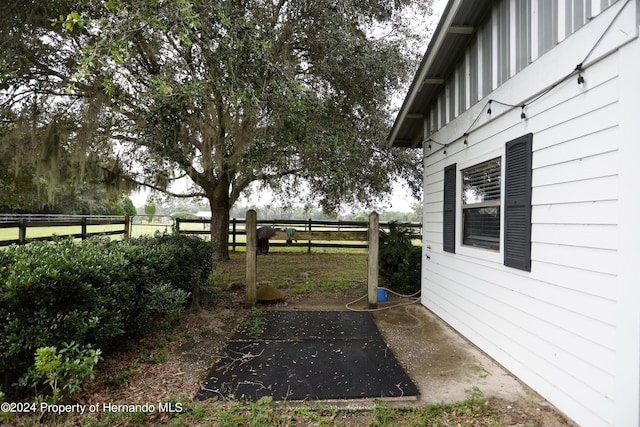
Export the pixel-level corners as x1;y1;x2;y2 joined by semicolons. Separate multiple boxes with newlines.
1;0;430;260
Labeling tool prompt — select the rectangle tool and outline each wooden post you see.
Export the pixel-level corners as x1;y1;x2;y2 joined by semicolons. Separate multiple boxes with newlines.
18;219;26;245
307;218;312;253
232;218;237;251
81;217;88;240
368;211;379;308
124;215;131;239
246;210;257;307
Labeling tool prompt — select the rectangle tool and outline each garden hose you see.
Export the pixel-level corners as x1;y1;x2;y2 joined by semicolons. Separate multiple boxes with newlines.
345;288;421;312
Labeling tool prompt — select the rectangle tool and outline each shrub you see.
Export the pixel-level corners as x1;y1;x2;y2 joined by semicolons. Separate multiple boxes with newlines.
0;238;132;394
0;233;212;399
125;233;213;301
144;282;190;320
378;222;422;294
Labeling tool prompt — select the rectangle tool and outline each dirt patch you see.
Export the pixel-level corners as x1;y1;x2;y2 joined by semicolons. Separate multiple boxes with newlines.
82;296;247;406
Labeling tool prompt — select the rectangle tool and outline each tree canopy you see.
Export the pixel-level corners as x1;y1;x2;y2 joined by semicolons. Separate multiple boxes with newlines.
1;0;430;259
0;0;137;211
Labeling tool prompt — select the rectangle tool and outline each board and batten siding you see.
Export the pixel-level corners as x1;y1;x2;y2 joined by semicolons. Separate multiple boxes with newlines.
420;2;638;425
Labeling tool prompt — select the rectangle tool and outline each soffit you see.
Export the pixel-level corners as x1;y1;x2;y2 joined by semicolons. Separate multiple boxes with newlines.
389;0;490;148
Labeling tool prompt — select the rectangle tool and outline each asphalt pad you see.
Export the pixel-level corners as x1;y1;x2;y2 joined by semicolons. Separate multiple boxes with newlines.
195;311;418;401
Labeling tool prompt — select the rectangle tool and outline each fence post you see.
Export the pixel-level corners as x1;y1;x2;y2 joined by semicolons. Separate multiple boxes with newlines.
307;218;312;253
81;217;88;240
232;218;237;251
18;219;26;245
124;215;131;239
175;218;181;234
367;211;379;308
246;210;257;307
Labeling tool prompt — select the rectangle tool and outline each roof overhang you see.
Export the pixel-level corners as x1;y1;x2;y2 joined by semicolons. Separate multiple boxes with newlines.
389;0;489;148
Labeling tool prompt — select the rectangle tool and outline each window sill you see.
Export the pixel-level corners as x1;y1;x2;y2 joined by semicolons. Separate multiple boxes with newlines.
457;244;502;264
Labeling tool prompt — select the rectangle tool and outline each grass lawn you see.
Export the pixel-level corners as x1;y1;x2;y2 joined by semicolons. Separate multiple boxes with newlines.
213;250;369;296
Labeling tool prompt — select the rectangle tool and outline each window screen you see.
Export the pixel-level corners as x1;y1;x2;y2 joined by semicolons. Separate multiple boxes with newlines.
462;158;501;250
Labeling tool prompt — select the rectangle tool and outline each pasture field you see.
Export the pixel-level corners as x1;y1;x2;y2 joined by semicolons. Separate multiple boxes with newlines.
0;217;420;251
0;222;173;243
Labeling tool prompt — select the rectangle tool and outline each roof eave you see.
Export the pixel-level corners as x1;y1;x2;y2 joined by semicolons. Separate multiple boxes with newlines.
388;0;483;148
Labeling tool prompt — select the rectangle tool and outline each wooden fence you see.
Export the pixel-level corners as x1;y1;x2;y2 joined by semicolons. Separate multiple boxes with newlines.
176;217;422;252
0;215;130;247
244;210;386;308
0;214;422;251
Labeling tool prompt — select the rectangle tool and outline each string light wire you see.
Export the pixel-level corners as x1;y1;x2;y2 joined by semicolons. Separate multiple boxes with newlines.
421;0;631;157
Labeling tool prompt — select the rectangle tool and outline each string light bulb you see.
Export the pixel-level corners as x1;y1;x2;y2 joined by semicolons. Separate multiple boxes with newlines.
463;133;468;146
487;100;492;116
575;63;585;85
520;105;527;120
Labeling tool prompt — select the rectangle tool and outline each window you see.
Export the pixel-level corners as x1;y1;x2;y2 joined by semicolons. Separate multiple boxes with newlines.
462;158;501;250
441;135;533;270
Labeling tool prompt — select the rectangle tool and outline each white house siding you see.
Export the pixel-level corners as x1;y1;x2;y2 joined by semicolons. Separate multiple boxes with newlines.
420;2;639;426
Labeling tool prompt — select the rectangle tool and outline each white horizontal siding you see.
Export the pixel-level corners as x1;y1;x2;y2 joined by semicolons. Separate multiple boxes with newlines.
532;200;618;225
533;149;618;187
421;22;630;426
532;175;618;205
533;223;617;250
531;241;617;275
423;260;616;419
427;256;617;347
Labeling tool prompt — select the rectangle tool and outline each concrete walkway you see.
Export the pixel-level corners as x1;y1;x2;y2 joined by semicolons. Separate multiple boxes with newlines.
266;296;532;408
372;303;528;406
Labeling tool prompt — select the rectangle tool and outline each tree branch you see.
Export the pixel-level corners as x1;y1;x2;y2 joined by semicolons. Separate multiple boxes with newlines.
270;0;288;28
129;177;206;199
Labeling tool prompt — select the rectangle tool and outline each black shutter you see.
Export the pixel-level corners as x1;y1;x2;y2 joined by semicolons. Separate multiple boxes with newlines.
504;133;533;271
443;164;456;253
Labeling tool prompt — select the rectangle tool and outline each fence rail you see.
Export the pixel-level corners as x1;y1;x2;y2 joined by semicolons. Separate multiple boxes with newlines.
0;214;422;250
0;215;130;247
176;217;422;252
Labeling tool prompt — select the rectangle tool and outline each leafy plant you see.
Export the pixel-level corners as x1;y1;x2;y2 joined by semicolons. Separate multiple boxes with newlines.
18;342;102;403
145;282;190;322
245;308;265;339
379;222;422;294
0;391;14;423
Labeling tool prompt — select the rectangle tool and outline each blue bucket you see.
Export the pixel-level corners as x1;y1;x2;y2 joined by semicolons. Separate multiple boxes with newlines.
378;288;388;302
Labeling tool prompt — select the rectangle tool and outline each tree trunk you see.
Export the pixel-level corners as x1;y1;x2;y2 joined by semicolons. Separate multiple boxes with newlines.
208;182;231;262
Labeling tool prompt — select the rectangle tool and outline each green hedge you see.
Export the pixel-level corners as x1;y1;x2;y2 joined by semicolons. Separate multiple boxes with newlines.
0;234;213;398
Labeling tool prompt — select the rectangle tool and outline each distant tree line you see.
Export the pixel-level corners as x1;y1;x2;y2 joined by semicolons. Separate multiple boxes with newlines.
163;199;422;223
